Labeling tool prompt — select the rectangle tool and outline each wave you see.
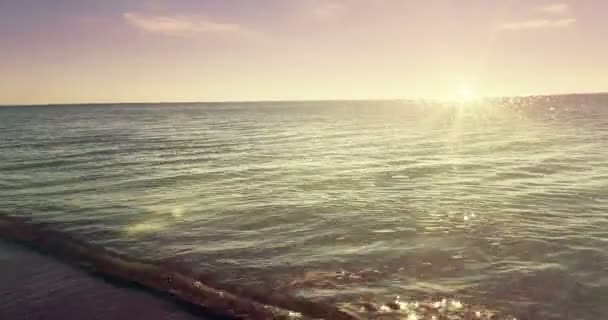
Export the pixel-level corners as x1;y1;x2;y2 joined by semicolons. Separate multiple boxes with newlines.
0;215;358;320
0;214;518;320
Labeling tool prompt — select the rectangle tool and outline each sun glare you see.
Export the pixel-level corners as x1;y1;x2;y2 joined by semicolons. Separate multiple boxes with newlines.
457;84;477;102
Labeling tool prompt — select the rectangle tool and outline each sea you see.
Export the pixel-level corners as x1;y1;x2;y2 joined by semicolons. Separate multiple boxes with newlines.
1;94;607;320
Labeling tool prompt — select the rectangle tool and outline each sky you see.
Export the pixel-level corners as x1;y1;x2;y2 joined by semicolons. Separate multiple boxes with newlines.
1;0;607;104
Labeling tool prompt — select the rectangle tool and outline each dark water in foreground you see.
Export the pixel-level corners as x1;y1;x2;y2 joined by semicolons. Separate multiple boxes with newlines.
1;95;608;319
0;241;205;320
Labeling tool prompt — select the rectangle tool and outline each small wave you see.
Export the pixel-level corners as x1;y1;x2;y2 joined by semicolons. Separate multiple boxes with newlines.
0;214;517;320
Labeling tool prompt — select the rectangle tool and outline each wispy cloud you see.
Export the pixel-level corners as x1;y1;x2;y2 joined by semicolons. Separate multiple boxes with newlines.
500;18;576;31
500;3;575;31
123;12;240;37
536;3;569;14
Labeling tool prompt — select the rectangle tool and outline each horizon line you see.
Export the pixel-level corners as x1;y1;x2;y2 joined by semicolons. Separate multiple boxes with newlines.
1;91;607;108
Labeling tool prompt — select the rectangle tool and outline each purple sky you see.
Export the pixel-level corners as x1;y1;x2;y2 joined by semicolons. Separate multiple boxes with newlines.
1;0;607;104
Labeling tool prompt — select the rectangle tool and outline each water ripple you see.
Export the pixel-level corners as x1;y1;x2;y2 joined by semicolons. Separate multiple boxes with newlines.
1;97;607;319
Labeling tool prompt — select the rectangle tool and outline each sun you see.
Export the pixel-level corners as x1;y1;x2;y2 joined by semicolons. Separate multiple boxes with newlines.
457;83;477;102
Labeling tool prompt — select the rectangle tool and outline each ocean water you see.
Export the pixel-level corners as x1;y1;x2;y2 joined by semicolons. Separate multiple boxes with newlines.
1;95;608;319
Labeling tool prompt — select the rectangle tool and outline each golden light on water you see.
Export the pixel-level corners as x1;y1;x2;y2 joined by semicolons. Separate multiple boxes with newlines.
125;221;167;235
124;205;186;235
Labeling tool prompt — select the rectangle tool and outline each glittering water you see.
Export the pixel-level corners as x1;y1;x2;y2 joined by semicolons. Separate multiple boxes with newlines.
1;95;608;319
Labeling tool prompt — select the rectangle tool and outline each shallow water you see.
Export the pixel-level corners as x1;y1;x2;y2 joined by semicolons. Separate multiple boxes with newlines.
1;95;608;319
0;241;206;320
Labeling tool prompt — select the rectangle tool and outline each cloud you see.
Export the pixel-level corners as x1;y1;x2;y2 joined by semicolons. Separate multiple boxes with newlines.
536;3;569;14
500;18;576;31
123;12;240;37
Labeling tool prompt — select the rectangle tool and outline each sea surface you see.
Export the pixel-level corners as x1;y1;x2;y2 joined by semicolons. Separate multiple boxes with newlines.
1;95;608;319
